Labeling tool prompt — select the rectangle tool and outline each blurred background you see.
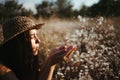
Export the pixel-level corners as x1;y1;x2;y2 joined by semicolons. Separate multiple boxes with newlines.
0;0;120;80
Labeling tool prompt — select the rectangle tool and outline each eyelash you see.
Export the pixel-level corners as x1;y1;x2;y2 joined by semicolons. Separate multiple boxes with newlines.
30;34;36;39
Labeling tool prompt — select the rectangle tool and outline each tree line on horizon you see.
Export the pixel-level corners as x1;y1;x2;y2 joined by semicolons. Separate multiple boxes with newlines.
0;0;120;23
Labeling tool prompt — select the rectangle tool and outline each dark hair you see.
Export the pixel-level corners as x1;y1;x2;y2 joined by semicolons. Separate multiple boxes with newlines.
0;30;39;80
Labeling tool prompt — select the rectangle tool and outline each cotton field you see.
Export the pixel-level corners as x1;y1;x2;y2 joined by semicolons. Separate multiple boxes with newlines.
38;16;120;80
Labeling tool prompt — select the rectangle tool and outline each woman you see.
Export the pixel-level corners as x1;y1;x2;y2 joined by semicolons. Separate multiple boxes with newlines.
0;16;76;80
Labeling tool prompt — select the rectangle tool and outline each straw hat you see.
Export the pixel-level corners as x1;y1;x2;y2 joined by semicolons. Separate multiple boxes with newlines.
0;16;44;47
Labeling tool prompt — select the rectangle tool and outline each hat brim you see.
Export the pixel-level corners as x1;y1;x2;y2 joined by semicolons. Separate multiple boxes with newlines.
0;23;44;47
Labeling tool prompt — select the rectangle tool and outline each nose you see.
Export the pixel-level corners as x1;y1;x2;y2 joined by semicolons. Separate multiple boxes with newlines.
36;36;40;43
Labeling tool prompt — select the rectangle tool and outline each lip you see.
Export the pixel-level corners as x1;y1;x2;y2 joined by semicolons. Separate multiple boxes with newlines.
33;49;39;56
34;48;39;52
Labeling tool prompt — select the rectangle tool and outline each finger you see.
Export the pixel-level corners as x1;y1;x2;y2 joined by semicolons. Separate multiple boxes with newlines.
65;46;76;57
53;50;67;64
58;46;67;50
63;46;76;62
57;49;67;56
66;48;76;57
50;49;66;58
50;46;67;55
64;46;73;56
66;47;76;57
51;46;67;56
47;49;66;62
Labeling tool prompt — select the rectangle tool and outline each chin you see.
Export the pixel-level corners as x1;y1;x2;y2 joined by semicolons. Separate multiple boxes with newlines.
33;51;38;56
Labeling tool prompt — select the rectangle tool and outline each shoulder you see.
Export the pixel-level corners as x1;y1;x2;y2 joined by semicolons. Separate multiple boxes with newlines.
0;64;11;76
0;64;19;80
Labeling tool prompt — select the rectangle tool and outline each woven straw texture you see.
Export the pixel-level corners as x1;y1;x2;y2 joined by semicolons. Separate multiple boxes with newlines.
0;16;43;46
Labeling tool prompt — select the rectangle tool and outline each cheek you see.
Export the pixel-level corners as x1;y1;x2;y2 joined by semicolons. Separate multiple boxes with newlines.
30;39;40;55
31;39;39;49
31;40;35;49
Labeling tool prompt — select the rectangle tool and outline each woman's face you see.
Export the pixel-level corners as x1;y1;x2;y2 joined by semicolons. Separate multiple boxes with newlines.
29;29;40;56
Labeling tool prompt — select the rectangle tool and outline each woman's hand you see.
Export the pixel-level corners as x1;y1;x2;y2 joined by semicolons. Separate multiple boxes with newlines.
39;45;76;80
46;45;76;66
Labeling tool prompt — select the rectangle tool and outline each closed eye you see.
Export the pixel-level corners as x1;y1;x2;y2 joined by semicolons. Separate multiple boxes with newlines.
30;34;36;39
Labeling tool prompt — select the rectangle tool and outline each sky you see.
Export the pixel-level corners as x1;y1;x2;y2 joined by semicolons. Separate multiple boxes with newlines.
0;0;100;14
